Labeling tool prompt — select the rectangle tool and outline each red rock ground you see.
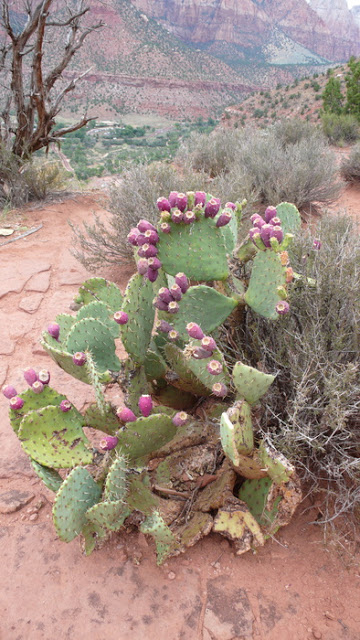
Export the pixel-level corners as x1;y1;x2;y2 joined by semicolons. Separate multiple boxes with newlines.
0;191;359;640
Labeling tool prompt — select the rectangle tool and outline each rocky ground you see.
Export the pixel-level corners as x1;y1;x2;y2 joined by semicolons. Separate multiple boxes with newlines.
0;190;359;640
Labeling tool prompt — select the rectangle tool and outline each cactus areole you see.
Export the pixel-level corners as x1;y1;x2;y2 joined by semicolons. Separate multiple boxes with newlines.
5;191;303;564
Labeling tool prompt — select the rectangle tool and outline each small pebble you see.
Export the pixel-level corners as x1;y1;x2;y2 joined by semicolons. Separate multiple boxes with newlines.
324;612;335;620
313;631;322;639
168;571;176;580
29;513;38;521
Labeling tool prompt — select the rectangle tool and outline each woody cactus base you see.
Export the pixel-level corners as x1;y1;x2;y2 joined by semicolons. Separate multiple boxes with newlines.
4;191;303;563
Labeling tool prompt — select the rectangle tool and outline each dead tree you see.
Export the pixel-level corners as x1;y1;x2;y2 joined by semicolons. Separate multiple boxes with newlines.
0;0;104;159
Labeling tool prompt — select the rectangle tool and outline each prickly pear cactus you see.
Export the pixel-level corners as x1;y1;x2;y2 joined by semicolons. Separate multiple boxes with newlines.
4;194;302;564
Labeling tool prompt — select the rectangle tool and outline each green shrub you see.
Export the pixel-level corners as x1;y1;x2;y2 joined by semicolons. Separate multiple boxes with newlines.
340;143;360;181
321;112;360;144
272;118;318;147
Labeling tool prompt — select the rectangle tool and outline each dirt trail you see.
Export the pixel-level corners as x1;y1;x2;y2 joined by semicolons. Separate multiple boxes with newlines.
0;190;359;640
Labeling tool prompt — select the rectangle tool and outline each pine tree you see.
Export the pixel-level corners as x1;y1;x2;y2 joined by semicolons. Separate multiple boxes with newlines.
322;77;344;115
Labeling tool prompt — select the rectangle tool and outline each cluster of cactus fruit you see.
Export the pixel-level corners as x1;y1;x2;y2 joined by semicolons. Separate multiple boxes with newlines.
4;190;304;563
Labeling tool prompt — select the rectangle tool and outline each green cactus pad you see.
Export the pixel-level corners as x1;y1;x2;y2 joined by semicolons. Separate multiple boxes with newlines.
144;341;168;381
117;414;176;463
75;277;123;312
86;501;130;531
140;511;180;565
19;405;93;468
237;238;256;263
53;467;102;542
9;386;72;434
76;300;119;339
220;401;254;457
104;456;128;502
81;521;107;556
165;343;229;396
232;362;275;404
216;208;238;254
54;313;76;342
30;460;63;492
244;250;286;319
124;363;149;415
276;202;301;235
127;474;158;515
157;216;229;281
257;441;295;484
83;402;119;435
119;274;155;364
213;499;265;549
179;511;213;548
40;339;93;384
238;477;281;528
66;317;121;373
160;285;237;340
232;453;268;479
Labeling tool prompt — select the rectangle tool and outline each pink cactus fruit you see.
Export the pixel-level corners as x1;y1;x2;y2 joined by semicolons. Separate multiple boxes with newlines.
313;238;321;250
172;411;189;427
136;233;147;246
276;301;290;315
100;436;119;451
183;210;196;224
271;225;284;244
160;222;171;234
147;257;162;271
138;394;153;418
168;329;179;342
38;370;50;385
206;360;223;375
175;193;188;212
167;301;179;314
127;227;140;246
225;202;236;210
153;297;169;311
168;191;178;208
269;216;281;226
137;219;156;233
144;229;159;245
147;268;158;283
47;322;60;340
114;311;129;325
2;384;17;399
23;367;38;386
216;211;232;228
157;197;171;212
204;197;221;218
32;381;44;394
158;287;173;303
201;336;217;352
186;322;204;340
156;319;172;333
171;209;184;224
175;272;189;294
9;396;24;411
259;224;274;248
192;347;211;360
264;206;277;223
137;258;149;275
194;191;206;206
169;284;183;301
212;382;228;398
60;400;72;412
117;407;137;423
73;351;87;366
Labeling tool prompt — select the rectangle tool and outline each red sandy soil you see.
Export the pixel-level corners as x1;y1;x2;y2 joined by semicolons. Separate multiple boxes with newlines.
0;189;359;640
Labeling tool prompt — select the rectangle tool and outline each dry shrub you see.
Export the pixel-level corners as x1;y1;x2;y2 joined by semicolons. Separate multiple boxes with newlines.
321;112;360;145
0;145;28;207
340;143;360;182
227;213;360;523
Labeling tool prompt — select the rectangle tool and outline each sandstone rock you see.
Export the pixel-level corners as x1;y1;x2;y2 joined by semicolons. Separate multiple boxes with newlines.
25;270;51;293
19;293;44;314
0;313;15;355
0;490;34;513
8;313;36;340
0;260;50;299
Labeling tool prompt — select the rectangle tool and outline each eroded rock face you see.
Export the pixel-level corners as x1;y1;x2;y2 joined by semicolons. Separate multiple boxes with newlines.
131;0;360;61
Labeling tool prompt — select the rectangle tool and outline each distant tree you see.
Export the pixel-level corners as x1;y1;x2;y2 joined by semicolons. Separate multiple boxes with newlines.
0;0;104;160
345;56;360;120
322;77;344;115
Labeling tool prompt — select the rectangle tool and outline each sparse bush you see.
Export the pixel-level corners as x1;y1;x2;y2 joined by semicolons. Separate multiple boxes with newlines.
0;145;28;207
321;112;360;144
22;158;67;200
176;128;243;177
340;142;360;181
272;118;318;147
229;214;360;523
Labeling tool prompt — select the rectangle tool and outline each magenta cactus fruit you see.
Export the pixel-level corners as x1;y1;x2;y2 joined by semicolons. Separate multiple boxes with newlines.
216;211;232;228
172;411;189;427
156;319;172;333
138;243;158;258
47;322;60;340
144;229;159;245
169;284;183;301
160;222;171;234
167;300;179;314
264;206;277;223
137;258;149;275
175;193;188;212
201;336;217;352
194;191;206;206
158;287;173;303
9;396;24;411
23;367;38;386
60;400;72;412
225;202;236;210
252;215;266;229
171;209;184;224
32;381;44;394
313;238;321;250
175;272;189;293
271;225;284;244
136;233;147;246
186;322;204;340
138;394;153;418
157;197;171;212
153;297;169;312
168;329;179;342
260;224;274;248
192;347;211;360
147;268;158;283
147;257;162;271
204;197;221;218
127;227;140;246
114;311;129;325
38;369;50;385
168;191;178;208
183;210;196;224
212;382;228;398
269;216;281;226
100;436;119;451
276;301;290;315
137;219;156;233
206;360;223;375
73;351;87;366
117;406;137;423
2;384;17;399
249;228;260;241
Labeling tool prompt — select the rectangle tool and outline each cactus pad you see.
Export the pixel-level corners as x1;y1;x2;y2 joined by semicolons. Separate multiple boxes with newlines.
40;339;93;384
66;317;121;373
160;285;237;339
213;498;265;551
86;501;130;531
30;459;63;492
220;401;254;458
76;300;119;338
104;455;128;502
53;467;102;542
75;277;123;312
117;414;176;463
124;363;149;415
276;202;301;235
9;386;72;434
232;362;275;404
217;208;238;254
127;474;158;515
140;510;179;565
81;521;107;555
238;477;281;528
83;402;119;435
54;313;76;342
244;250;286;319
165;343;229;396
144;342;167;381
19;405;93;468
120;274;155;364
257;441;295;484
179;511;213;548
157;217;229;281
